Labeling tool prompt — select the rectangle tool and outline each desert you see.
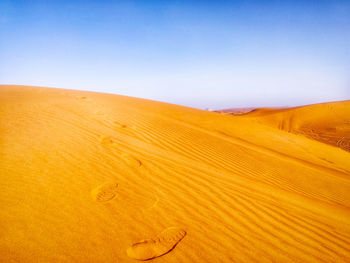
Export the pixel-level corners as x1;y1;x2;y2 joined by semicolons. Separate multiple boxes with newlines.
1;85;350;262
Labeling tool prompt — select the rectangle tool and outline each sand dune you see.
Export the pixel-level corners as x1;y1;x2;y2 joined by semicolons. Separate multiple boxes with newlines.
215;107;258;115
1;85;350;262
239;102;350;152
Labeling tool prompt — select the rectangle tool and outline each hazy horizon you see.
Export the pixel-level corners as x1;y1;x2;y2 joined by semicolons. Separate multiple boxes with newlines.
1;0;349;109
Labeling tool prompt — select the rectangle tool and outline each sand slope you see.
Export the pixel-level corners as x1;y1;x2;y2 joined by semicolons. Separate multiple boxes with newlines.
239;102;350;152
1;85;350;262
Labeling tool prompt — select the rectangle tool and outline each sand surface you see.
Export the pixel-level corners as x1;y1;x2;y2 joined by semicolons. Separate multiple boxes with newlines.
1;85;350;262
239;103;350;152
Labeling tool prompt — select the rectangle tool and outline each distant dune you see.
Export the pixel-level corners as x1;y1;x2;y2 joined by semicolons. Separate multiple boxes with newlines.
1;85;350;262
237;102;350;152
215;107;258;115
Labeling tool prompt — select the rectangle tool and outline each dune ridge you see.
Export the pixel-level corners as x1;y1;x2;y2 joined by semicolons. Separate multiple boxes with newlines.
0;85;350;262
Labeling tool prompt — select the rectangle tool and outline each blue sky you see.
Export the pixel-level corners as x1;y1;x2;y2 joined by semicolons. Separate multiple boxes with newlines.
0;0;349;109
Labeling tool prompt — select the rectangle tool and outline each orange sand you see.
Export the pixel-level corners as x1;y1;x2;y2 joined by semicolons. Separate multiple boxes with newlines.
238;102;350;152
1;85;350;262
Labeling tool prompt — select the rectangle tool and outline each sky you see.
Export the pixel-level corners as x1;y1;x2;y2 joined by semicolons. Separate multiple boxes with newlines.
0;0;349;109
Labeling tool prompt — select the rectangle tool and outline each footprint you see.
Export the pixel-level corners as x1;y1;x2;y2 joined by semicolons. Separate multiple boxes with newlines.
99;135;113;144
75;95;92;102
95;110;104;115
121;153;142;167
127;227;186;260
144;195;159;211
113;121;127;128
91;182;118;202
